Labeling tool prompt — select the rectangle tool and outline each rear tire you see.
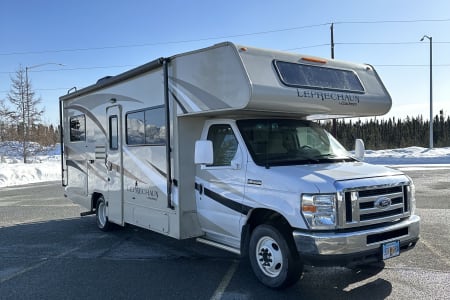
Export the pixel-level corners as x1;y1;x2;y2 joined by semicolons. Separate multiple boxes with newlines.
249;224;303;289
96;196;112;231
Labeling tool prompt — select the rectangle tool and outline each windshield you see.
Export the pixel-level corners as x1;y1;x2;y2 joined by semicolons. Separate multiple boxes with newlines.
237;119;354;167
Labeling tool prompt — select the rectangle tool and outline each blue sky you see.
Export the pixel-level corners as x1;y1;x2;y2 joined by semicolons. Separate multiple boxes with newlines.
1;0;450;125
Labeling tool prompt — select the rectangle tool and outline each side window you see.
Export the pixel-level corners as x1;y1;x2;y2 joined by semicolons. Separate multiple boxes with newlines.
144;108;166;144
207;124;238;167
126;106;166;146
69;114;86;142
126;111;145;145
109;115;118;150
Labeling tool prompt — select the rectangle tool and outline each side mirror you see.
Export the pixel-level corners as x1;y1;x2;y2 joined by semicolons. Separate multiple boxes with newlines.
354;139;365;161
194;140;213;165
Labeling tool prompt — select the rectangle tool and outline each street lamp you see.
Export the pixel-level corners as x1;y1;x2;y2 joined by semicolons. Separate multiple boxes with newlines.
420;35;433;149
25;62;65;86
25;63;65;103
22;62;65;162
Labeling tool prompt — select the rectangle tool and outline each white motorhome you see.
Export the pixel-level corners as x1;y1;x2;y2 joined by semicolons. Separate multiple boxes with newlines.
60;42;420;288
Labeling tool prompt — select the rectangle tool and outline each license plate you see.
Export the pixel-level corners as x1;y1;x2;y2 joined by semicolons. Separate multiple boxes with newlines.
382;240;400;260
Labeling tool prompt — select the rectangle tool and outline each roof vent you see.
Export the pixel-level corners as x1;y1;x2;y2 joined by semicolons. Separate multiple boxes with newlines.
96;76;113;84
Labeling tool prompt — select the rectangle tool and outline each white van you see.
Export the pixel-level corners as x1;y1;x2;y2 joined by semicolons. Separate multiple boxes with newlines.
60;42;420;288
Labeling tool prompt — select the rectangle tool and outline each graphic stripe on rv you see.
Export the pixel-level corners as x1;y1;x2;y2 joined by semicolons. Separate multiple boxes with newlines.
195;184;252;215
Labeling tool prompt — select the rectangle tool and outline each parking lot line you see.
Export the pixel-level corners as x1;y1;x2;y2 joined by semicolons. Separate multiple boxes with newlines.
210;260;239;300
420;238;450;267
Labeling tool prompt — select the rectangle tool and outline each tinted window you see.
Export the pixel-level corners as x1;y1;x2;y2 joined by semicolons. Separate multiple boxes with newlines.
69;115;86;142
207;125;238;166
237;119;352;167
126;106;166;145
127;111;145;145
109;115;118;150
274;60;364;93
144;108;166;144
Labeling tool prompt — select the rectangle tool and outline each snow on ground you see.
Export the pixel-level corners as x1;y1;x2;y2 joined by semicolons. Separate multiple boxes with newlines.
0;142;62;187
0;141;449;188
364;146;450;165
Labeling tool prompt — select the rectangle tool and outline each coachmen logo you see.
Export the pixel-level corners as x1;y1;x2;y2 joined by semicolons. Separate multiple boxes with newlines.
374;197;392;209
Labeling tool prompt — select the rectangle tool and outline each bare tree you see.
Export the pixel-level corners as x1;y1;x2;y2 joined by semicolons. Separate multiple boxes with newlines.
7;66;45;163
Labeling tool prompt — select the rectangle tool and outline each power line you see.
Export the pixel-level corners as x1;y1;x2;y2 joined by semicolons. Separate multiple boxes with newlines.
0;87;70;94
283;43;331;51
0;23;329;56
285;41;450;51
337;41;450;45
334;18;450;25
374;64;450;67
2;17;450;56
0;65;138;74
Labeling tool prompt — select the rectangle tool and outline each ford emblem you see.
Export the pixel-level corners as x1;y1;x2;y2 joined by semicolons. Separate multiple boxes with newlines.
374;197;392;209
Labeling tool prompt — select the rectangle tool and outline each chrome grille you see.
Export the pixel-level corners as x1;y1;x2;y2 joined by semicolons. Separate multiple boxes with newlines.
336;176;412;228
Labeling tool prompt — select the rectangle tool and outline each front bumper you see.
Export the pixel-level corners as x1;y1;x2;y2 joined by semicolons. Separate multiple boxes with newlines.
293;215;420;267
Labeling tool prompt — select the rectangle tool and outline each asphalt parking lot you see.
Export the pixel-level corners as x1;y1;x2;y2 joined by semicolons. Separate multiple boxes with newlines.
0;167;449;299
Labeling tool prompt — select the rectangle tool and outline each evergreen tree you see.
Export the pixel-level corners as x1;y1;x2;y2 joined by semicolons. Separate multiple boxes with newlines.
6;66;45;163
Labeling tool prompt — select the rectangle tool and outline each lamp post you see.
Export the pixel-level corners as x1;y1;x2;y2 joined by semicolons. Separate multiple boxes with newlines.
420;35;433;149
23;62;65;163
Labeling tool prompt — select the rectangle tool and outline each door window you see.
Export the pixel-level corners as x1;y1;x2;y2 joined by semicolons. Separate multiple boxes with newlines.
109;115;118;150
207;125;238;167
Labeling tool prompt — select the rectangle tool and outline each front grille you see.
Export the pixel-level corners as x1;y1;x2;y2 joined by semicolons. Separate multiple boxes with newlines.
342;184;411;227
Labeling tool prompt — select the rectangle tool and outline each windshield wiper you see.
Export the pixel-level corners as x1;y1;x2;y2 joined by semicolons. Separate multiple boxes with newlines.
263;158;321;168
313;153;355;162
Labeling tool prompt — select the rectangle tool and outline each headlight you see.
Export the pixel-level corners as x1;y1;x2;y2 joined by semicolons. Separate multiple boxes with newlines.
301;194;337;229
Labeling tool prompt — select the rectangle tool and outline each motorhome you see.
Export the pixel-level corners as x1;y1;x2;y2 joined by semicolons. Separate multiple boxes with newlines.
60;42;420;288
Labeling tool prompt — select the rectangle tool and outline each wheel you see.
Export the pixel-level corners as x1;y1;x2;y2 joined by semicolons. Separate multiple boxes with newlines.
249;224;303;289
96;196;112;231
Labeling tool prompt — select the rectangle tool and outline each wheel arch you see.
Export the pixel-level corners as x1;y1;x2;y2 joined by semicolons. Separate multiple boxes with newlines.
241;208;295;258
91;192;104;211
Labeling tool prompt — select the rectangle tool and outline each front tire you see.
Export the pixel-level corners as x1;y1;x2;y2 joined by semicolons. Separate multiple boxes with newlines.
96;196;112;231
249;224;303;289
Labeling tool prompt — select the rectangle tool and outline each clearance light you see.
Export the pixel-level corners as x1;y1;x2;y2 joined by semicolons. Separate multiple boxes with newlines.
301;57;327;64
239;47;248;52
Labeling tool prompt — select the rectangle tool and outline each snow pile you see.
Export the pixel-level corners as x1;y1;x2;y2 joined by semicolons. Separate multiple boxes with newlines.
0;143;61;187
364;146;450;165
0;161;61;187
0;142;449;188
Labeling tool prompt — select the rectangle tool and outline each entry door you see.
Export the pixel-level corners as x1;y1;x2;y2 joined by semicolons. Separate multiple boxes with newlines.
195;123;246;245
106;105;123;225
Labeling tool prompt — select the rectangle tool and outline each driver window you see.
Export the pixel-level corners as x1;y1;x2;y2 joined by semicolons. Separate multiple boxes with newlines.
207;124;238;166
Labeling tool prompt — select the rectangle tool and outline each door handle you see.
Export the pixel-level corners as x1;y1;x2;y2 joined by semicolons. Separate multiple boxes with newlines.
195;182;204;195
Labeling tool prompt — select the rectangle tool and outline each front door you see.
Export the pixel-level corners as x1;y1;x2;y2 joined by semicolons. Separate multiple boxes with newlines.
195;123;246;246
106;105;123;225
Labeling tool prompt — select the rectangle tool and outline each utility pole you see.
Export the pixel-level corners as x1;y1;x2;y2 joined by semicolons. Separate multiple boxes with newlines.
420;35;433;149
330;23;337;137
331;23;335;59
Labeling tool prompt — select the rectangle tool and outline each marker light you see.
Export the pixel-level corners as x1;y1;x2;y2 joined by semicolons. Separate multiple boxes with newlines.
301;57;327;64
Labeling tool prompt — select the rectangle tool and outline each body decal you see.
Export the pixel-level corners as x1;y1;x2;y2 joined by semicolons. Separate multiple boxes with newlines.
203;187;252;215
